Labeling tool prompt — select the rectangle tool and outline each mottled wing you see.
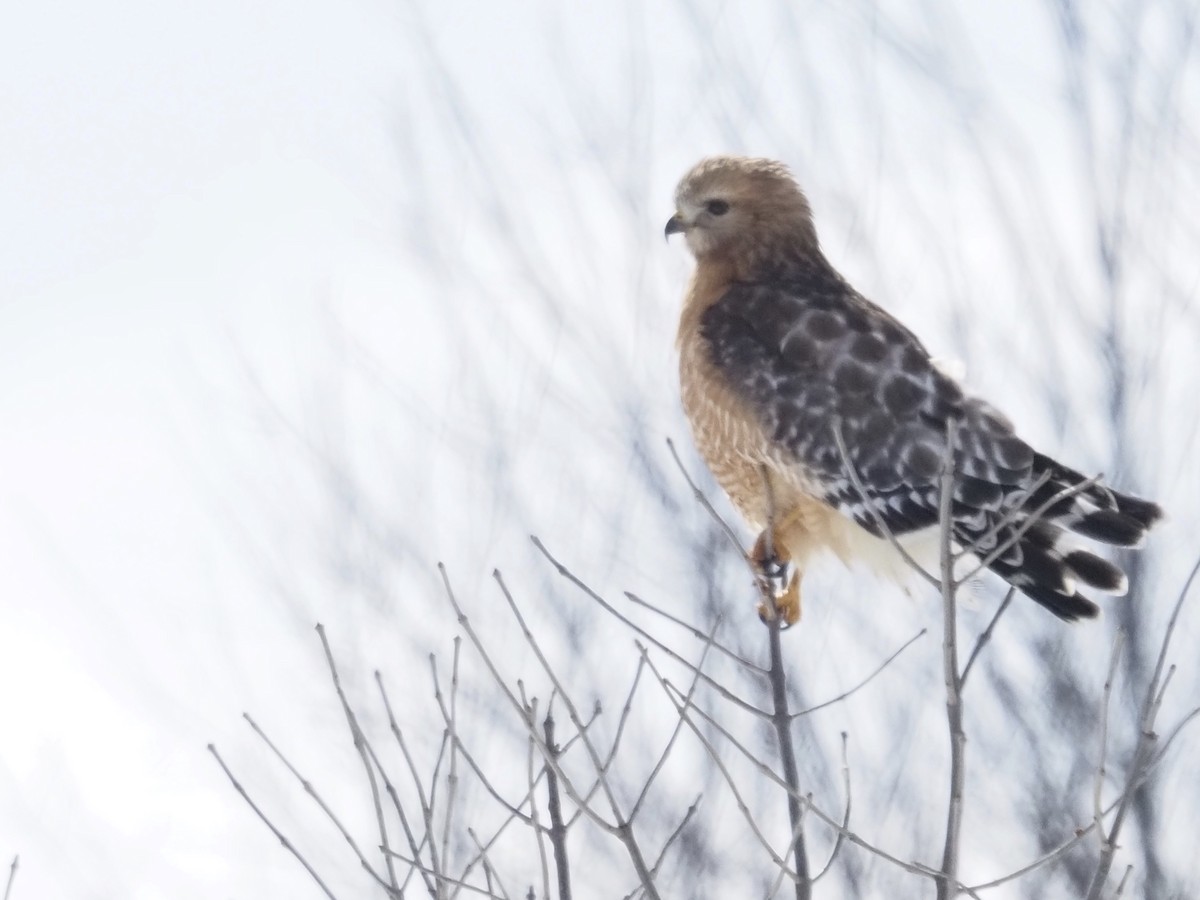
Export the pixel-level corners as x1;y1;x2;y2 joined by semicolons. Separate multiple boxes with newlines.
699;276;1036;537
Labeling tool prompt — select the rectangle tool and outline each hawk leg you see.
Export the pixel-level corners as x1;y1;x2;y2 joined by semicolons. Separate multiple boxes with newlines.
750;528;802;627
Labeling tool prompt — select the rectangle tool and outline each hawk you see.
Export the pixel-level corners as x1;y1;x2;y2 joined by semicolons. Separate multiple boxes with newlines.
667;156;1162;623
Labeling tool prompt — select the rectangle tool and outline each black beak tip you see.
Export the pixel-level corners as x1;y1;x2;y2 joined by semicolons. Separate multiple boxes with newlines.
664;214;685;240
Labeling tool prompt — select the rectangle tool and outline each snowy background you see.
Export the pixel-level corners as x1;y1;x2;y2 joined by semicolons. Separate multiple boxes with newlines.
3;0;1198;897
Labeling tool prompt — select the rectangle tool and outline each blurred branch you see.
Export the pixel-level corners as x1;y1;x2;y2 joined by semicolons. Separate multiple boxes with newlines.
1084;552;1200;899
3;855;16;900
207;744;340;900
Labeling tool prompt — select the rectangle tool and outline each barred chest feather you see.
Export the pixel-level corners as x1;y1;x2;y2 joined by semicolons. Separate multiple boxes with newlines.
678;323;937;584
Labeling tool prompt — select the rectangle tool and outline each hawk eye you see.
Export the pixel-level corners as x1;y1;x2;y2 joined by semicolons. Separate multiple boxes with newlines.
706;199;730;216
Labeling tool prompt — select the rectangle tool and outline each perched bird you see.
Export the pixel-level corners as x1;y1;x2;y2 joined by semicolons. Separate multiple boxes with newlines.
666;156;1161;623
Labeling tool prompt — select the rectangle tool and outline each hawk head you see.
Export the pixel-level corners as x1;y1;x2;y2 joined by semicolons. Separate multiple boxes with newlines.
666;156;821;267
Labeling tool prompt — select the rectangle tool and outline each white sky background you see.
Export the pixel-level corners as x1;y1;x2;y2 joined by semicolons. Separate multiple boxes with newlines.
2;0;1199;897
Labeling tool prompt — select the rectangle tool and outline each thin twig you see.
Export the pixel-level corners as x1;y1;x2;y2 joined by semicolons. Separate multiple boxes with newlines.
649;660;982;896
952;469;1052;562
959;588;1016;688
361;736;423;896
382;848;507;899
428;666;542;830
436;567;612;835
1084;551;1200;899
937;421;965;900
1114;864;1134;897
207;744;340;900
965;796;1123;890
242;714;397;896
315;625;401;895
3;855;16;900
646;797;702;884
376;673;441;897
467;828;513;900
566;666;642;832
439;640;463;884
1094;631;1126;832
623;590;765;673
639;648;800;883
791;629;927;718
491;569;664;899
953;475;1102;589
665;436;746;557
1151;705;1200;769
532;536;770;718
630;619;720;822
831;419;940;588
814;732;852;881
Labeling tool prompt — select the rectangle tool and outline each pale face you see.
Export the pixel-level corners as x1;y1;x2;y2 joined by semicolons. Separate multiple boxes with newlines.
666;190;743;258
665;156;814;262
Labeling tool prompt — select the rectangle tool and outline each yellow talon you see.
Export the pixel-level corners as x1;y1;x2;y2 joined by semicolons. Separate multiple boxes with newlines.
756;574;802;627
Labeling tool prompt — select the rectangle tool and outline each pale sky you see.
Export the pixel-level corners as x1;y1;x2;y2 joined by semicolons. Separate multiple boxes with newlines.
2;1;1198;897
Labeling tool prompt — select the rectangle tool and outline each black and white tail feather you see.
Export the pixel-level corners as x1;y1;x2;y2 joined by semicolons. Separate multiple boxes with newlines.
957;454;1162;620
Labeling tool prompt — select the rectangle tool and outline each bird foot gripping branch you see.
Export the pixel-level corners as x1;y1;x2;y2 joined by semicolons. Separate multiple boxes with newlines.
750;530;803;627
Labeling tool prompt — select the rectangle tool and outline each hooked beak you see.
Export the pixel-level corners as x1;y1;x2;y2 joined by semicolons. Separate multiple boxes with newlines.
664;213;687;240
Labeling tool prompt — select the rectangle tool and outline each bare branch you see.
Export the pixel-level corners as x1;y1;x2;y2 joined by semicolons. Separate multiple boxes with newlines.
526;724;552;900
1084;552;1200;899
791;628;927;718
467;829;512;900
665;436;746;558
645;796;703;885
207;744;340;900
639;648;801;883
315;624;401;895
937;421;965;900
1114;864;1134;897
813;732;852;882
760;548;811;898
242;713;398;896
1094;631;1126;833
376;672;441;897
630;618;720;822
3;855;16;900
491;568;664;899
959;588;1016;688
382;847;507;899
650;659;982;895
439;640;463;883
542;713;573;900
532;536;770;718
623;589;765;673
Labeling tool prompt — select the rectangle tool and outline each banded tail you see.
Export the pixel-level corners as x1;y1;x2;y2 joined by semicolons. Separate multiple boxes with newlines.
956;454;1163;620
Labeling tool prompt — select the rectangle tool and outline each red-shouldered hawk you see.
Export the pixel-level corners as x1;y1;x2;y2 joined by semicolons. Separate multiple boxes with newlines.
667;156;1162;624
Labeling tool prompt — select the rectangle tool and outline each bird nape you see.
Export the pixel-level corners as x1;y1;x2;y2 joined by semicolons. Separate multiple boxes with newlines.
667;155;1162;623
